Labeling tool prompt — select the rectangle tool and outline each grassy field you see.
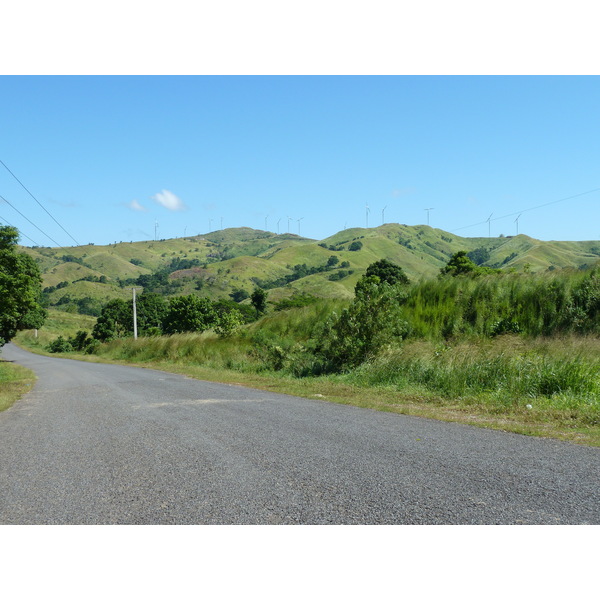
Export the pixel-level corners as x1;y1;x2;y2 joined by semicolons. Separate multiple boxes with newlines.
0;360;36;412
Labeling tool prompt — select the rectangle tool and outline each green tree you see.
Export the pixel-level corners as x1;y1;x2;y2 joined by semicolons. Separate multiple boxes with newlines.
136;293;168;334
316;280;409;371
0;226;46;347
440;251;477;276
364;259;410;286
251;287;268;317
92;298;131;342
163;295;217;334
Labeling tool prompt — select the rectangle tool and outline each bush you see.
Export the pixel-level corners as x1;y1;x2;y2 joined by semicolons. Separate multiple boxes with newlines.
47;336;74;353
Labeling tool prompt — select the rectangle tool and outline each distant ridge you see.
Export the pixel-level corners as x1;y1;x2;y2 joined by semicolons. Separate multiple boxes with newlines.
20;224;600;313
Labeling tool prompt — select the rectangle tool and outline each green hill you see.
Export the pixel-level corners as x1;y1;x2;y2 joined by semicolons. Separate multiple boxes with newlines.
21;225;600;314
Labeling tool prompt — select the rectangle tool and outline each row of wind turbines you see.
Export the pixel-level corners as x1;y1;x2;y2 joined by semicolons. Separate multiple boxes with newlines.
160;206;525;241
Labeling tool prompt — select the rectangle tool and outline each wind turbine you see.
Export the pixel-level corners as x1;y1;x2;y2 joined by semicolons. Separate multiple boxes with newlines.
265;215;268;231
382;205;387;225
154;221;159;241
515;214;522;235
297;217;304;236
287;216;293;233
366;203;370;228
486;213;493;238
424;208;434;226
277;218;282;235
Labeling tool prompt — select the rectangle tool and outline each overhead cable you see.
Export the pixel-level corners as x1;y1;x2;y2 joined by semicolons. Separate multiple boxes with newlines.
0;213;41;246
451;187;600;234
0;194;63;247
0;158;80;246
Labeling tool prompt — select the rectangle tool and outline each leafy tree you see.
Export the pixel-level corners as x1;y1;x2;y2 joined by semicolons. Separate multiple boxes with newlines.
364;259;410;286
251;287;268;317
213;309;244;338
315;280;409;371
92;298;131;341
467;247;491;266
0;226;46;347
229;288;250;303
440;251;477;276
348;241;363;251
163;295;217;334
327;255;339;267
136;293;168;334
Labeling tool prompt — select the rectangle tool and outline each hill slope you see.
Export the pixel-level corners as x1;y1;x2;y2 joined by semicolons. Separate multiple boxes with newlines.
21;225;600;313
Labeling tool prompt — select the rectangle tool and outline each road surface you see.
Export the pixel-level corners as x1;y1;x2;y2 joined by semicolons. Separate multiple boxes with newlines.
1;343;598;524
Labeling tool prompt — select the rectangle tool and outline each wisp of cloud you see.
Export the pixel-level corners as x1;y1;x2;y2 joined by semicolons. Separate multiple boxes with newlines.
129;199;147;212
153;189;186;211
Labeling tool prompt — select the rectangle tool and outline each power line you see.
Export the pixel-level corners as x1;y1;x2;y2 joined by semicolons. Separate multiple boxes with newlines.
0;194;63;247
0;158;80;246
450;187;600;234
0;212;41;246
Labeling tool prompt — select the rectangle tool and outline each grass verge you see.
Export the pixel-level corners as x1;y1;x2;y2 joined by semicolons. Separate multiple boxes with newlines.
0;359;36;412
14;331;600;447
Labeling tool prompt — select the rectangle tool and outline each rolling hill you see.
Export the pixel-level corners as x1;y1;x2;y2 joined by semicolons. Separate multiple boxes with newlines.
20;224;600;315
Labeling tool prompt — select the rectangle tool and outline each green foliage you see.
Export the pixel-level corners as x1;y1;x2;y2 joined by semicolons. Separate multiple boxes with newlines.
467;247;491;266
0;226;46;346
136;293;169;333
315;280;409;371
229;288;250;303
92;298;131;341
364;259;410;286
440;251;477;276
163;295;217;334
213;309;244;338
251;287;268;316
274;293;319;311
46;335;74;353
348;240;363;251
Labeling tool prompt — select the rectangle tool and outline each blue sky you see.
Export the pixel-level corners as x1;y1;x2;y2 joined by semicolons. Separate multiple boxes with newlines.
2;75;599;247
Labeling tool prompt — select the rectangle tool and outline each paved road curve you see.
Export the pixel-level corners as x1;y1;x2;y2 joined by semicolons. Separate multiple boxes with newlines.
1;343;598;524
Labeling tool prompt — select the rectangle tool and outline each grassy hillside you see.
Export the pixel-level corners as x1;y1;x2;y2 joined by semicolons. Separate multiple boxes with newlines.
21;225;600;316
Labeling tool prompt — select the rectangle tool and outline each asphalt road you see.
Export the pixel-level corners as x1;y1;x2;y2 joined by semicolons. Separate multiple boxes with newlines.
1;343;598;524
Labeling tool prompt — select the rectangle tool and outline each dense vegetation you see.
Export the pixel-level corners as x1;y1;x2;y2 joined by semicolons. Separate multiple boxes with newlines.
0;226;46;347
11;228;600;443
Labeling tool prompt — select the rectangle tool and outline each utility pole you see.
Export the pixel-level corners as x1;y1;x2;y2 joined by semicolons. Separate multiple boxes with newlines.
132;287;141;340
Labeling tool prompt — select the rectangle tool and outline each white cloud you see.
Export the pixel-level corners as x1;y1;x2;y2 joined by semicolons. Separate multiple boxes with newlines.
129;199;147;212
152;189;187;211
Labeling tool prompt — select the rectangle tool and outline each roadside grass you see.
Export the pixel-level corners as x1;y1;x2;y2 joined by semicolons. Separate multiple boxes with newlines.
0;360;36;412
14;327;600;447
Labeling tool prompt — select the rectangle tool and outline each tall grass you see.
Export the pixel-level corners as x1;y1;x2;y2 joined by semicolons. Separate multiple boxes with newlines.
346;336;600;424
403;269;600;339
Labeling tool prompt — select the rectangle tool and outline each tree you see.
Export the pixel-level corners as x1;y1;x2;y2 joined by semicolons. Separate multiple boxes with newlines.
364;259;410;286
251;287;268;317
316;279;409;371
163;295;217;334
0;226;46;347
136;293;168;334
440;251;477;276
92;298;131;341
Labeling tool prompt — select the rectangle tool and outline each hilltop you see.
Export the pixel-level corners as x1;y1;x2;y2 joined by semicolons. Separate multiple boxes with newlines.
20;224;600;316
